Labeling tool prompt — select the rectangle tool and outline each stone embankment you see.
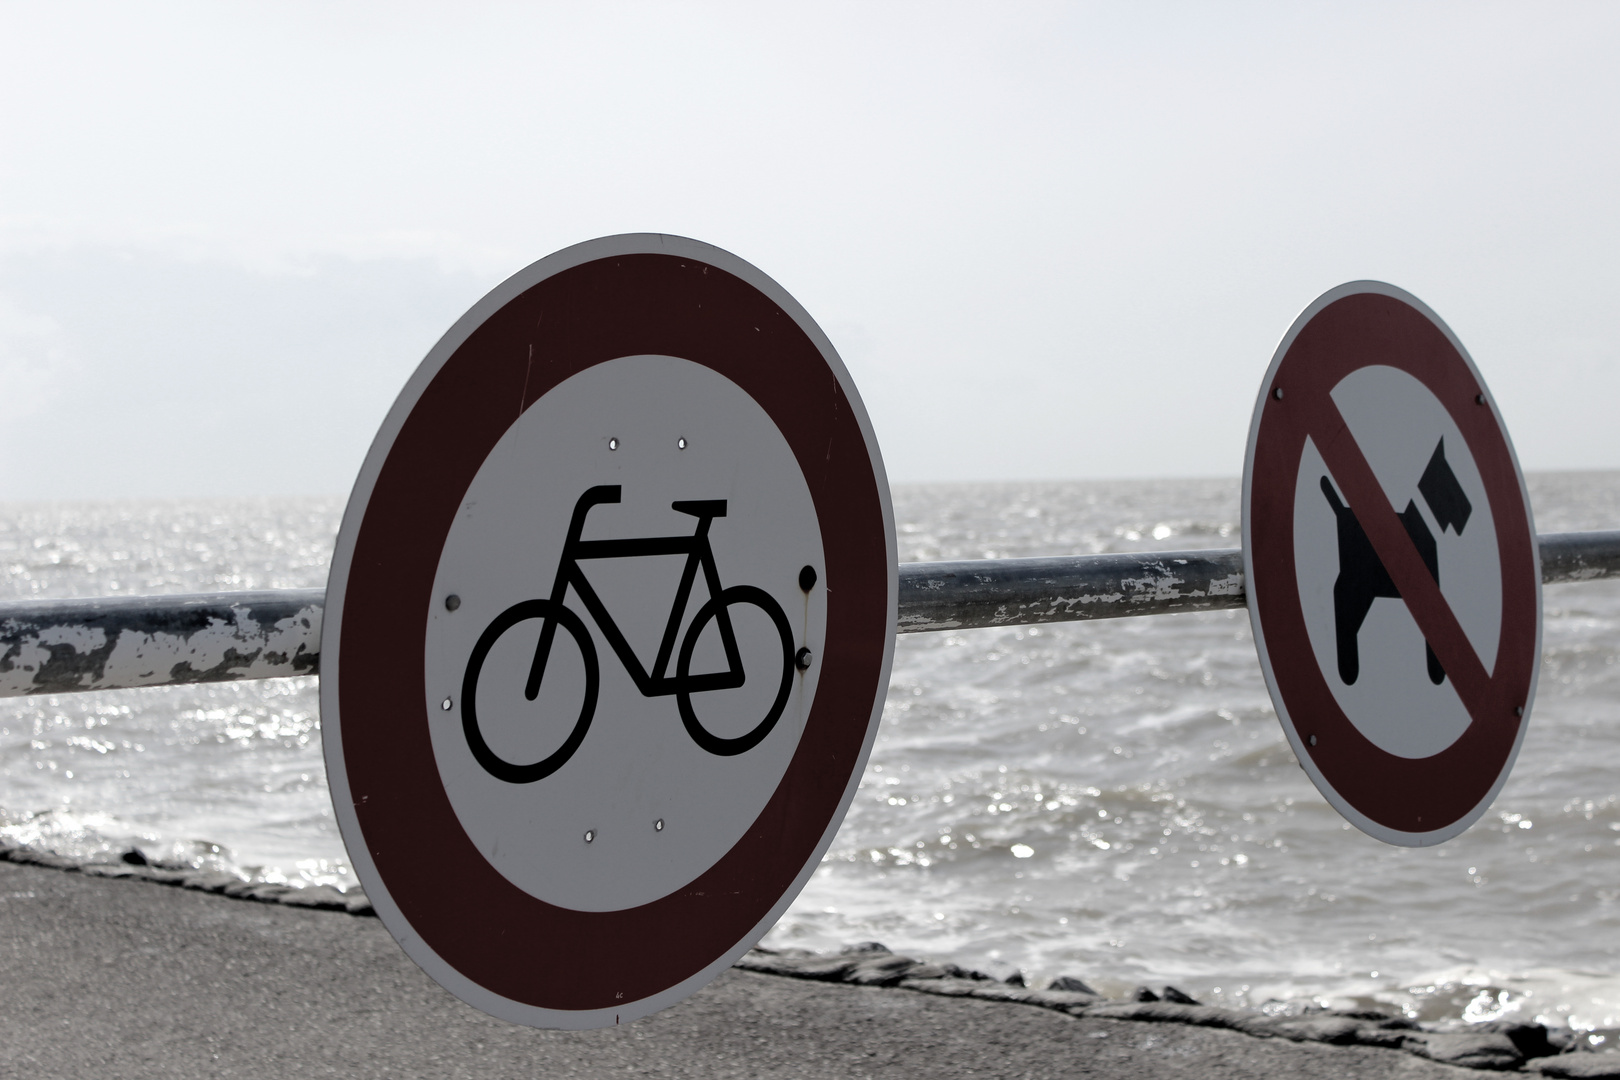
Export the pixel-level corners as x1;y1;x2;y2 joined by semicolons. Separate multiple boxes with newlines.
0;839;374;912
739;944;1616;1076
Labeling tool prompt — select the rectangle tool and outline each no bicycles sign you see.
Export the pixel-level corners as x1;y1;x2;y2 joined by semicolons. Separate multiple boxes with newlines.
322;235;898;1028
1243;282;1541;847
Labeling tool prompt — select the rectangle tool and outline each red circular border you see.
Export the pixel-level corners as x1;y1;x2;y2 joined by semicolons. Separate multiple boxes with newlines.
1250;292;1537;834
336;254;890;1010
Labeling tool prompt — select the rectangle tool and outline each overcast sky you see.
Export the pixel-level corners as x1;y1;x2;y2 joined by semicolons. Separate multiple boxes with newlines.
2;2;1616;500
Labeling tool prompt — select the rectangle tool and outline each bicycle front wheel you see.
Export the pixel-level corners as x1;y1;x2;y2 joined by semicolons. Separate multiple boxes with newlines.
675;585;795;756
461;598;599;784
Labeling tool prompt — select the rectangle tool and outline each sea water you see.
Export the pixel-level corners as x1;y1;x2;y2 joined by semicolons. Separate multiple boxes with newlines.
2;477;1618;1036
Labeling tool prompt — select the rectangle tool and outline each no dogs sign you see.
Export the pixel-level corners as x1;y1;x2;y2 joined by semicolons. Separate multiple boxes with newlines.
1243;282;1541;846
322;235;897;1027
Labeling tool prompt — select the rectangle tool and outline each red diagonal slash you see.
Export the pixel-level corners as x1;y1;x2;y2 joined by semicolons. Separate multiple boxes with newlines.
1314;401;1509;726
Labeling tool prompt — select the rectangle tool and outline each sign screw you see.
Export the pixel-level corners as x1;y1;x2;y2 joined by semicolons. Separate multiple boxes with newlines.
584;830;595;843
444;594;461;612
1273;386;1284;401
608;438;619;451
795;647;813;670
441;697;453;712
655;819;664;832
1308;734;1317;746
1475;394;1486;405
1515;705;1524;717
677;438;687;450
799;565;817;591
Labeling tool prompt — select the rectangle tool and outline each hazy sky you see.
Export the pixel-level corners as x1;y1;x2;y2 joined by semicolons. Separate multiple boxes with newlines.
2;2;1616;499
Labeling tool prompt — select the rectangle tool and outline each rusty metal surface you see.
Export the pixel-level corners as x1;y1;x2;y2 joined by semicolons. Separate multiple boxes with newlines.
897;550;1247;633
0;530;1614;697
1538;530;1620;584
896;531;1620;635
0;589;323;697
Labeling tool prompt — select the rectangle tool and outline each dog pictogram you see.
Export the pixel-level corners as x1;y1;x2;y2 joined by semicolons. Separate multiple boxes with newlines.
1321;437;1472;686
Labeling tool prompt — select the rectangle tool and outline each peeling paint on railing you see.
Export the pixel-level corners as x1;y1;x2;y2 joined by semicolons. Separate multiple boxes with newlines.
0;589;323;697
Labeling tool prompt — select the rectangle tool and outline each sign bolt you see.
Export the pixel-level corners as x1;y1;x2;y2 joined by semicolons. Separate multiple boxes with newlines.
1273;386;1284;401
655;819;664;832
1475;394;1486;405
1515;705;1524;717
608;438;619;451
795;647;813;671
441;697;453;712
799;565;817;591
1308;734;1317;746
584;830;596;843
677;438;687;450
444;594;461;612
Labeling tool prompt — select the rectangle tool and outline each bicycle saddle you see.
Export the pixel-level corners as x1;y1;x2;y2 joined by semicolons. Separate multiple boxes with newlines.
671;500;728;519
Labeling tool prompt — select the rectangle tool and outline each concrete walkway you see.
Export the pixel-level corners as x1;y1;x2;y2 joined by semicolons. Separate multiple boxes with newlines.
0;860;1474;1079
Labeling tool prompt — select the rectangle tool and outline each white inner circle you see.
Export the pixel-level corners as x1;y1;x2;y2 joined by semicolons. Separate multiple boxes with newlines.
1293;365;1500;759
424;355;826;912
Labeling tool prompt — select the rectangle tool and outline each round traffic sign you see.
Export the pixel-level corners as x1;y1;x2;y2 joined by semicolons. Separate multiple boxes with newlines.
322;235;897;1027
1242;282;1540;846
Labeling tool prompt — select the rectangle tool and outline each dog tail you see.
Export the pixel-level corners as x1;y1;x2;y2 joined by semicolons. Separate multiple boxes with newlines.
1320;475;1346;516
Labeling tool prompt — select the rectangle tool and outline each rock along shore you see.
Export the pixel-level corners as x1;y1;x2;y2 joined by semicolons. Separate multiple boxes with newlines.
3;841;1618;1079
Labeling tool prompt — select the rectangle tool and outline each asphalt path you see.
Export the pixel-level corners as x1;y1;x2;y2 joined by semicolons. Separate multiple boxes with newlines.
0;861;1474;1079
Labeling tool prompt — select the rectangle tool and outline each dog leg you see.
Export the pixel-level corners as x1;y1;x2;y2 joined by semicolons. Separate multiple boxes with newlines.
1398;500;1446;686
1334;577;1376;685
1325;477;1394;686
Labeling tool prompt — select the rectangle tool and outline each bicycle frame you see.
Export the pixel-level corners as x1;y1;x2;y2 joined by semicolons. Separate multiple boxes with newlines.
526;485;745;701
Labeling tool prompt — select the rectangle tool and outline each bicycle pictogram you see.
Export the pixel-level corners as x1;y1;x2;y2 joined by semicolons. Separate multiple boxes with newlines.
460;485;802;784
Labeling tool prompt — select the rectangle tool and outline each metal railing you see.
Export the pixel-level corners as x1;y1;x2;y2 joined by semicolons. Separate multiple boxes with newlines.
0;531;1615;699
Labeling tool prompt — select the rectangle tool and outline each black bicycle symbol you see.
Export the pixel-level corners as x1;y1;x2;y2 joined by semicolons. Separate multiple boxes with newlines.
460;485;801;784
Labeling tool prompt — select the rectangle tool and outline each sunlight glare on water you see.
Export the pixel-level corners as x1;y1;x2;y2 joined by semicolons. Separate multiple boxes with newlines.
0;479;1618;1034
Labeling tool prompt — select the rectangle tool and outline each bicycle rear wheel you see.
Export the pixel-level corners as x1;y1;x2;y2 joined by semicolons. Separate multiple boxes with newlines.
461;598;599;784
675;585;795;756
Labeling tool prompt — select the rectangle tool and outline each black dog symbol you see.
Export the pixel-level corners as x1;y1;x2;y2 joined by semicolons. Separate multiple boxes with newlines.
1321;437;1472;687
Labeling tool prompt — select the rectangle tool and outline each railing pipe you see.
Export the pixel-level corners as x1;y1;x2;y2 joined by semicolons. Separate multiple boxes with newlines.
0;589;322;698
1538;529;1620;583
896;549;1245;633
0;531;1615;698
